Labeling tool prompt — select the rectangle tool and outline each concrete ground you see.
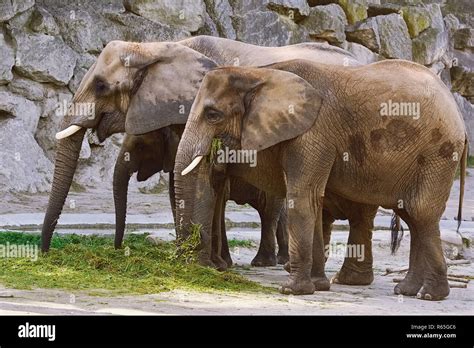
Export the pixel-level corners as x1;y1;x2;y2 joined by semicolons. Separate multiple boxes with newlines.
0;170;473;315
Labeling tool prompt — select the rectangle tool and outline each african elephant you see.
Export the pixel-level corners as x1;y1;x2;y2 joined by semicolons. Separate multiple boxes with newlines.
112;130;289;268
41;36;364;272
113;128;181;249
175;59;467;301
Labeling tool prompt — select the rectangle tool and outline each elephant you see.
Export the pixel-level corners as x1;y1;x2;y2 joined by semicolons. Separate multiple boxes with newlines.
41;35;367;273
174;59;468;301
112;128;181;250
113;130;289;268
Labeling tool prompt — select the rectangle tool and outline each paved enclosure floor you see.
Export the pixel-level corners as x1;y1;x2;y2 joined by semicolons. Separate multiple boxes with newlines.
0;230;472;315
0;171;473;315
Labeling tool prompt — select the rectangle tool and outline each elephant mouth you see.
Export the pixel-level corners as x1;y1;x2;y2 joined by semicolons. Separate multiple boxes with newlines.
56;111;126;143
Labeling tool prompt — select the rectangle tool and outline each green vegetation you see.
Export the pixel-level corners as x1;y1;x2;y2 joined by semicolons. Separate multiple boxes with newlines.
209;137;223;164
0;232;270;295
468;155;474;168
227;239;255;248
173;223;202;263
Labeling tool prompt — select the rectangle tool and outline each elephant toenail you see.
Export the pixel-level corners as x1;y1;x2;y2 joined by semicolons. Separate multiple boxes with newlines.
416;292;422;299
424;293;432;300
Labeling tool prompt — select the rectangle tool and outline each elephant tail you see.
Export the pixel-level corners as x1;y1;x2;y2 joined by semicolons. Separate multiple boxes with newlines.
390;213;404;255
457;138;469;234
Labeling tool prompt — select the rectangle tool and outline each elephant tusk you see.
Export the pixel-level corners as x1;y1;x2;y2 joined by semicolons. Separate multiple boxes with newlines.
55;125;82;140
181;156;204;176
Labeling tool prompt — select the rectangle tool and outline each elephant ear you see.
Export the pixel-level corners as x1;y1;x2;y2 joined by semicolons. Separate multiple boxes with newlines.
125;43;217;135
241;68;323;152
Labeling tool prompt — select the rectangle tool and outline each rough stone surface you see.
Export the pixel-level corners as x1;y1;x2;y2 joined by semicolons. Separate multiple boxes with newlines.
367;2;401;17
346;17;379;51
412;27;448;65
0;118;53;193
451;50;474;102
346;14;412;59
29;6;59;35
376;14;412;59
7;75;46;101
344;41;379;64
0;31;15;84
401;6;431;38
35;87;73;161
0;90;41;134
0;0;472;192
303;4;347;44
13;31;77;85
0;0;35;22
204;0;236;38
124;0;206;33
441;0;474;28
74;134;123;190
234;10;308;46
453;93;474;145
454;28;474;51
338;0;367;25
267;0;311;19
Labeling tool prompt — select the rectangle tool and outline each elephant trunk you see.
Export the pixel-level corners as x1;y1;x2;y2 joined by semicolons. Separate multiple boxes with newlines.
113;158;131;249
174;124;215;264
41;129;86;252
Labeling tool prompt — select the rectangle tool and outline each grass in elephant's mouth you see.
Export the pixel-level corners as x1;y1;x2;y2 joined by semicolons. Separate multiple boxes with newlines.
0;232;271;295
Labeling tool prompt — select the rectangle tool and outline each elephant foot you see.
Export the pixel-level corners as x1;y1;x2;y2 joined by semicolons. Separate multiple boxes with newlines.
277;251;289;265
332;267;374;286
279;276;315;295
198;258;217;268
311;276;331;291
283;261;290;273
251;252;277;267
394;272;423;297
211;255;229;271
416;277;450;301
222;254;233;268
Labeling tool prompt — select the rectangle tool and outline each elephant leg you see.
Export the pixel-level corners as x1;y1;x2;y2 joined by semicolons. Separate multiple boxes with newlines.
333;204;377;285
393;219;426;296
220;211;233;267
415;221;449;300
283;210;333;273
393;206;449;300
310;200;331;291
252;202;278;267
276;208;289;265
280;191;320;295
210;179;229;271
168;172;176;224
394;215;448;300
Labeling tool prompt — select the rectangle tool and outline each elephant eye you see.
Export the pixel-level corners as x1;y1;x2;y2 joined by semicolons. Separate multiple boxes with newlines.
94;78;109;96
204;108;224;124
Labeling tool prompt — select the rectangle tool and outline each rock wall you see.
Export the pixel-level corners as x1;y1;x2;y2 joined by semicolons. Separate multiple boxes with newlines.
0;0;472;193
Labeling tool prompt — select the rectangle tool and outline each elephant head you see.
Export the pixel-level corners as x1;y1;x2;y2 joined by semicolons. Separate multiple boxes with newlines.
41;40;216;252
174;65;321;243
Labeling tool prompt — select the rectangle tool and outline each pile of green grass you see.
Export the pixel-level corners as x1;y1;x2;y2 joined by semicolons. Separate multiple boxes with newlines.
0;232;269;295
